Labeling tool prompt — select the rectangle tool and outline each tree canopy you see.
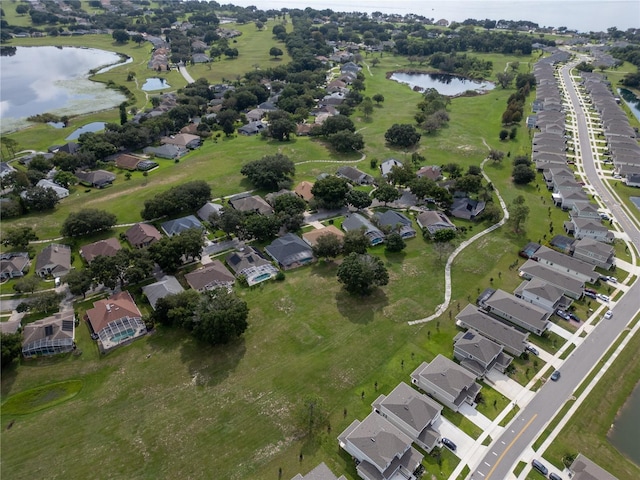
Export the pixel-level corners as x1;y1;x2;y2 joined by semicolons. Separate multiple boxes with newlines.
337;253;389;296
141;181;211;220
193;289;249;345
2;226;37;248
61;209;117;237
385;124;421;148
240;153;295;190
312;233;343;261
311;175;349;210
1;333;22;369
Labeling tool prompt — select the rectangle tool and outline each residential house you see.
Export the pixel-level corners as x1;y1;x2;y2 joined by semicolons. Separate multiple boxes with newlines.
0;161;16;178
265;233;315;270
342;213;385;246
125;223;162;248
564;217;615;243
191;53;210;64
571;202;600;220
380;158;403;178
225;247;279;286
549;235;575;254
455;305;529;356
513;277;568;313
36;179;69;198
246;108;266;122
76;170;116;188
519;260;584;300
291;463;347;480
340;61;362;74
0;252;30;280
338;412;424;480
371;382;442;453
229;194;274;215
185;260;235;291
534;246;598;283
416;165;442;181
410;354;482;412
35;244;71;278
197;202;224;222
79;238;122;264
625;173;640;187
374;210;416;238
161;215;204;237
265;190;295;206
22;310;75;358
114;153;143;171
450;198;485;220
569;454;618;480
86;291;146;353
143;144;188;159
416;211;456;236
479;289;551;336
142;275;185;309
294;181;314;202
336;166;374;185
453;330;512;377
571;238;615;269
237;121;267;136
161;133;201;149
302;225;345;247
552;189;590;210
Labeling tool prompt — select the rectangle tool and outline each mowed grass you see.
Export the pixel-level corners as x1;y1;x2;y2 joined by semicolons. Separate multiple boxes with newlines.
1;380;83;415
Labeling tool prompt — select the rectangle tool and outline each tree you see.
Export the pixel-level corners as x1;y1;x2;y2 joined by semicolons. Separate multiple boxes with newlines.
512;155;531;167
342;229;370;255
193;289;249;345
131;34;144;45
512;164;536;185
16;4;30;15
241;154;295;190
13;276;40;294
385;124;421;148
119;102;127;125
295;395;329;436
361;97;374;118
274;194;306;216
244;213;280;242
370;58;380;67
312;233;342;261
25;291;64;314
152;290;200;328
91;249;154;289
409;177;436;201
373;183;400;205
269;46;283;58
455;174;483;194
112;29;130;44
499;129;509;141
386;162;415;187
224;47;239;59
496;71;515;89
63;269;93;299
53;170;77;188
327;131;364;153
510;195;529;233
433;229;457;243
2;226;37;248
1;333;22;369
0;137;20;159
21;186;60;211
337;253;389;296
61;209;117;237
346;190;372;210
149;230;204;273
385;232;406;252
320;115;355;136
141;181;211;220
311;176;349;210
267;117;296;141
372;93;385;105
488;149;505;163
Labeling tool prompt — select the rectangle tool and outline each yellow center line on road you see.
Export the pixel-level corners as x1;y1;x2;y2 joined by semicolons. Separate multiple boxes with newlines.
485;414;538;480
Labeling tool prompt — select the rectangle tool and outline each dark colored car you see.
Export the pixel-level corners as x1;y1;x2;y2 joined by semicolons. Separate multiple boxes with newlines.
583;291;597;299
550;370;561;381
441;438;457;451
531;459;548;475
549;473;563;480
584;288;597;295
568;312;581;322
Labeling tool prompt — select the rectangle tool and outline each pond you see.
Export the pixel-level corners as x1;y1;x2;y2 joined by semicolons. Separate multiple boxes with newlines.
65;122;107;140
608;381;640;466
142;78;171;91
618;88;640;123
0;46;127;133
390;72;495;96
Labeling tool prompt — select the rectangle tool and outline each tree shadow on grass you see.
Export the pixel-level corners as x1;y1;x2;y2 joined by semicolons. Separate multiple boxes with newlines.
335;288;388;325
0;361;19;398
179;335;246;388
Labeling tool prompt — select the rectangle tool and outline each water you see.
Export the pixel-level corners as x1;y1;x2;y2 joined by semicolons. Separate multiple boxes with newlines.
390;72;495;96
225;0;638;32
618;88;640;123
0;46;127;133
609;381;640;466
65;122;107;140
141;78;171;91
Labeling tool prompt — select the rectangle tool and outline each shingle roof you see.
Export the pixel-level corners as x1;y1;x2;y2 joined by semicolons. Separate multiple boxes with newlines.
142;275;184;309
184;260;235;291
372;382;441;433
80;237;122;263
161;215;203;236
415;354;478;401
456;304;528;355
265;234;313;267
125;223;162;247
86;291;142;334
483;289;550;332
302;225;345;247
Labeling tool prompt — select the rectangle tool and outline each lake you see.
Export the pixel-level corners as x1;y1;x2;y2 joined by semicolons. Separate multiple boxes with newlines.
0;46;127;133
390;72;495;96
142;78;171;91
618;88;640;123
608;381;640;466
65;122;107;140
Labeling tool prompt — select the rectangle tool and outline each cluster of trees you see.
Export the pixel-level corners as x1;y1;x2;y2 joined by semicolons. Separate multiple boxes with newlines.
152;289;249;345
61;209;117;237
141;181;211;220
337;253;389;296
1;332;22;369
310;115;365;153
385;124;421;148
414;88;451;133
511;155;536;185
148;228;205;273
501;73;536;125
240;154;295;190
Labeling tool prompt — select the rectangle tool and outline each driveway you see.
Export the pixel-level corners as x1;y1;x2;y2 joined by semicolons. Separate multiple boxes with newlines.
485;370;533;402
432;416;478;459
458;403;495;431
547;322;572;340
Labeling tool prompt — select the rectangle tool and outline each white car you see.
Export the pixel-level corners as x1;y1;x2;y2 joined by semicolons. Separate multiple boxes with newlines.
597;294;610;302
607;276;618;284
604;310;613;319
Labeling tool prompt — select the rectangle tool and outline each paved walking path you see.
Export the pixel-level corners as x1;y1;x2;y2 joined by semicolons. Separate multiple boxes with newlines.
178;63;195;84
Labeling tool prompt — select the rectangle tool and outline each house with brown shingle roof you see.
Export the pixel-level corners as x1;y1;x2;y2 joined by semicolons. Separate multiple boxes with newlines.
302;225;345;247
185;260;235;292
160;133;201;149
115;153;143;171
35;244;71;278
79;238;122;264
125;223;162;249
294;181;314;201
86;291;146;353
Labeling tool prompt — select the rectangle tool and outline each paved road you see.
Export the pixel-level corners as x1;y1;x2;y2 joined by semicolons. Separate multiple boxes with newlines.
471;60;640;480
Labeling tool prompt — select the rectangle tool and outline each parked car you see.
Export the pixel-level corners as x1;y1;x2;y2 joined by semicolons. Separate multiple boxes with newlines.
550;370;561;381
597;293;610;302
606;276;617;283
441;438;457;451
526;345;539;356
549;472;563;480
584;288;597;295
583;291;597;299
568;312;581;322
604;310;613;320
531;459;549;475
555;309;571;320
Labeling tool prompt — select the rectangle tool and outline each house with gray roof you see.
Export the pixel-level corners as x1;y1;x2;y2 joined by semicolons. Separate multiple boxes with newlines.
22;310;75;358
380;158;403;178
291;463;347;480
571;202;600;220
453;330;512;377
36;179;69;198
79;237;122;264
569;453;618;480
534;246;598;283
450;198;485;220
342;213;385;246
371;382;442;453
338;412;424;480
336;166;374;185
229;194;274;215
519;260;584;300
237;120;267;135
142;275;185;310
0;252;30;280
374;210;416;239
265;234;314;270
35;244;71;278
410;354;481;412
161;215;204;237
185;260;235;292
513;277;568;313
225;247;278;286
564;217;614;244
552;189;590;210
76;170;116;189
416;211;456;236
571;237;615;270
479;289;551;336
455;304;529;356
549;235;575;253
143;144;188;159
197;201;224;222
